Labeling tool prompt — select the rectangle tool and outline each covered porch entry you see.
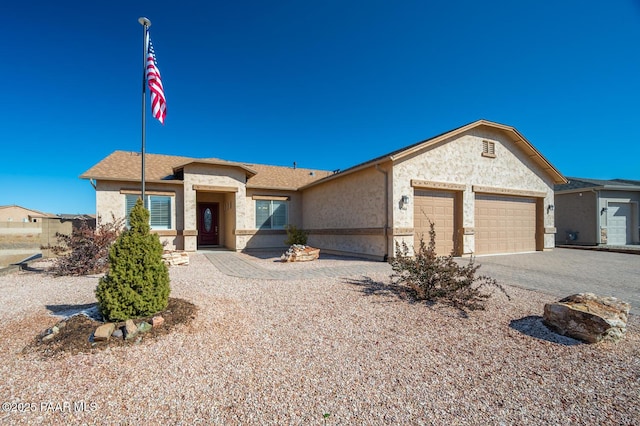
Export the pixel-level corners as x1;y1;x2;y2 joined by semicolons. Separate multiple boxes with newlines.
193;185;238;250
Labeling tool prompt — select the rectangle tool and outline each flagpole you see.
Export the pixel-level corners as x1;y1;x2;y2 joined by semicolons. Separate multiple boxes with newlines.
138;17;151;208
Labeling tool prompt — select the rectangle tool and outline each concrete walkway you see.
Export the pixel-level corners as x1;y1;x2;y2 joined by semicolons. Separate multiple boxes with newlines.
203;251;391;280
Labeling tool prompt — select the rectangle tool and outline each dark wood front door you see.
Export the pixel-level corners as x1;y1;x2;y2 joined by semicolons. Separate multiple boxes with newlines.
197;203;220;246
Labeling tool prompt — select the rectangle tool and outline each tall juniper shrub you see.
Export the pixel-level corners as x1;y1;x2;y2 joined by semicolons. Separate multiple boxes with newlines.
95;199;170;321
391;221;508;311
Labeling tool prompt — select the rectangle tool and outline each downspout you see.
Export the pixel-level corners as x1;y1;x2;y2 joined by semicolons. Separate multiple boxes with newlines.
375;164;389;261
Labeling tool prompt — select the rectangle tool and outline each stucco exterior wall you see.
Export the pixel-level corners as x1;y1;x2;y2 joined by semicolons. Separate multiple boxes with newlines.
182;164;247;251
555;191;598;245
302;166;388;259
95;180;183;250
238;188;302;251
0;206;48;223
391;128;556;254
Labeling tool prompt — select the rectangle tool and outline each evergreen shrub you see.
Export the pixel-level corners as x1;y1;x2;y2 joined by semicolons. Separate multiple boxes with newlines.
284;224;309;246
95;199;170;321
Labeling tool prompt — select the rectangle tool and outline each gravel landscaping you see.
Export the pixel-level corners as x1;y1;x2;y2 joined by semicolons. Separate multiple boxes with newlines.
1;254;638;425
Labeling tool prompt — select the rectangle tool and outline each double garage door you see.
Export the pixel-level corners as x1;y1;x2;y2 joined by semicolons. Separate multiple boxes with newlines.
414;190;537;255
474;194;537;255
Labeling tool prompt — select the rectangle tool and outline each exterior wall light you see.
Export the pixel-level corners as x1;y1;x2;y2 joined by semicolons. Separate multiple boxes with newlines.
547;204;555;213
400;195;410;210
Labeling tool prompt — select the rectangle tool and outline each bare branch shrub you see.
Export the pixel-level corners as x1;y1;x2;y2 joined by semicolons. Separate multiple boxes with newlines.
390;221;509;311
42;215;124;276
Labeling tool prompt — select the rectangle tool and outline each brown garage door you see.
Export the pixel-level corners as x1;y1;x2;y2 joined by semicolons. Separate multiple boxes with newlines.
414;189;456;255
475;194;537;255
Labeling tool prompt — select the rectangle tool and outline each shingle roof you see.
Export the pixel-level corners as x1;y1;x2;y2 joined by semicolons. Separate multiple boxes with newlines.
80;151;332;190
80;151;193;182
555;177;640;192
245;164;333;190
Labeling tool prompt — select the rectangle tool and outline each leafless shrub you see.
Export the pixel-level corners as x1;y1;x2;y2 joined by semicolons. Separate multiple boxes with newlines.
390;221;509;311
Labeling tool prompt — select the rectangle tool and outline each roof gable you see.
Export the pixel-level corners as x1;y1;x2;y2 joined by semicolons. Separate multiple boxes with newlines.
303;119;567;189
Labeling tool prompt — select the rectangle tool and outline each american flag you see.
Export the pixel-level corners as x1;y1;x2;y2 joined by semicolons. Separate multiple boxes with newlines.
145;30;167;124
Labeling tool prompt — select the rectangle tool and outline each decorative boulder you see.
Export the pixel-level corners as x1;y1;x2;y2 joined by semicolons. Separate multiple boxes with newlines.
281;245;320;262
543;293;630;343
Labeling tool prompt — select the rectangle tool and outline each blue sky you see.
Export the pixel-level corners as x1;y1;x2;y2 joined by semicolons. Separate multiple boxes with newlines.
1;1;639;214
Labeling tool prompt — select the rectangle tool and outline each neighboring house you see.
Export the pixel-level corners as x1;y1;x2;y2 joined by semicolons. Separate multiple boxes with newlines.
80;119;566;260
0;205;56;223
0;206;94;267
555;178;640;246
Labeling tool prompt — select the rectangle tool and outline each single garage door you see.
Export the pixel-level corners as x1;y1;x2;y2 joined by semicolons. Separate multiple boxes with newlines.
414;189;456;255
475;194;537;255
607;202;632;245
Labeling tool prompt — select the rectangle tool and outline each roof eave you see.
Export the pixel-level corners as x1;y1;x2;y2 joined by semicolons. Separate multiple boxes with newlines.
80;176;184;185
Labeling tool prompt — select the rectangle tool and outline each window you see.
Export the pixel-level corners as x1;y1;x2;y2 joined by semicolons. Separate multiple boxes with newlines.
125;195;172;229
482;140;496;158
256;200;288;229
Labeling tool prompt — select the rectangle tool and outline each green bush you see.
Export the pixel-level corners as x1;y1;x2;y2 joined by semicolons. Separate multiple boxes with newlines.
284;224;309;246
390;221;508;311
95;198;170;321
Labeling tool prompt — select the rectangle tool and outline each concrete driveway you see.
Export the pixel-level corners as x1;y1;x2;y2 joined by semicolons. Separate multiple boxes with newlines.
475;248;639;314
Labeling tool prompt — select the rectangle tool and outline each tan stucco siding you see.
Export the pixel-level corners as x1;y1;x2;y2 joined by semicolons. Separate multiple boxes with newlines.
182;164;247;251
238;189;302;250
303;167;386;229
392;128;556;254
95;180;183;250
308;234;386;260
0;206;47;223
302;167;388;258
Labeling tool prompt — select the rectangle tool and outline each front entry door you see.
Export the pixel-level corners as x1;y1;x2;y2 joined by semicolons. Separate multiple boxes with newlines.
197;203;220;246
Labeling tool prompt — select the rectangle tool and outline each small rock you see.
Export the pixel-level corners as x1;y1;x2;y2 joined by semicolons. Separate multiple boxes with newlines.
93;323;116;341
124;319;138;340
42;333;56;342
151;316;165;328
51;326;59;334
137;322;152;333
112;329;123;339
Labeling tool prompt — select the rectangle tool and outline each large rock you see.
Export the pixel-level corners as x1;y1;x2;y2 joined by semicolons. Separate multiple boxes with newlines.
543;293;630;343
281;245;320;262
